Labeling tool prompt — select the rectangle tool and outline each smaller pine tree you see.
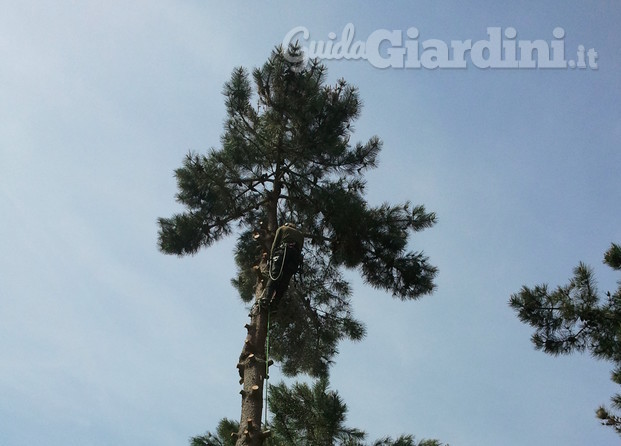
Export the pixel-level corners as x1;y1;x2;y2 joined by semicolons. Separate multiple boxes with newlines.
191;379;448;446
510;243;621;434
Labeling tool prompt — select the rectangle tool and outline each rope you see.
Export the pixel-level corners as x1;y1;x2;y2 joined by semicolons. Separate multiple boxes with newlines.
264;307;271;428
263;239;280;428
268;244;288;282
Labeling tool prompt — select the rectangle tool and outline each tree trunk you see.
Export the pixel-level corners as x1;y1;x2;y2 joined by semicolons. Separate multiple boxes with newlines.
235;190;278;446
235;282;271;446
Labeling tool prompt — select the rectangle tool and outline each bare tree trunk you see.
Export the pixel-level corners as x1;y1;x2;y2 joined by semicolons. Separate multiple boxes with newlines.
234;186;279;446
234;280;271;446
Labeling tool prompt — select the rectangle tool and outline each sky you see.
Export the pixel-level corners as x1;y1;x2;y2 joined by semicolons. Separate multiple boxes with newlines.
1;1;620;445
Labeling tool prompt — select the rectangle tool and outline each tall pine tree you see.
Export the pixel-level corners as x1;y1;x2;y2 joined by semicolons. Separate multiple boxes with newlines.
510;243;621;434
158;45;437;446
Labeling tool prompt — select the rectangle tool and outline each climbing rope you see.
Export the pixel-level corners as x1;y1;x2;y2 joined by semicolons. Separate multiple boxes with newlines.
268;245;288;282
264;307;271;427
263;239;281;427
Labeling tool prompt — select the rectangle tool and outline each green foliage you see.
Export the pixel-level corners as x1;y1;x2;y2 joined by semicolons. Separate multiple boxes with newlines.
268;279;366;377
191;419;239;446
195;380;448;446
605;243;621;270
158;44;437;377
231;228;265;303
372;436;446;446
510;243;621;434
268;378;366;446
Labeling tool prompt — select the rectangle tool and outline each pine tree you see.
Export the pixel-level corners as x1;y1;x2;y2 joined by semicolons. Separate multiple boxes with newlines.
191;379;447;446
158;44;437;446
509;243;621;434
267;379;366;445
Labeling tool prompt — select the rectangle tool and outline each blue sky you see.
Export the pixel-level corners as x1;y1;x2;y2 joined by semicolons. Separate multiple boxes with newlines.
1;1;620;445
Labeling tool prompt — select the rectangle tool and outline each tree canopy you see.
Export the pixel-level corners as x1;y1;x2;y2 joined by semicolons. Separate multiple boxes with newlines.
158;44;437;377
510;243;621;434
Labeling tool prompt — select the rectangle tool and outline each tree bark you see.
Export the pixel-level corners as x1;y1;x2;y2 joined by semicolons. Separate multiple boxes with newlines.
235;280;271;446
235;183;279;446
